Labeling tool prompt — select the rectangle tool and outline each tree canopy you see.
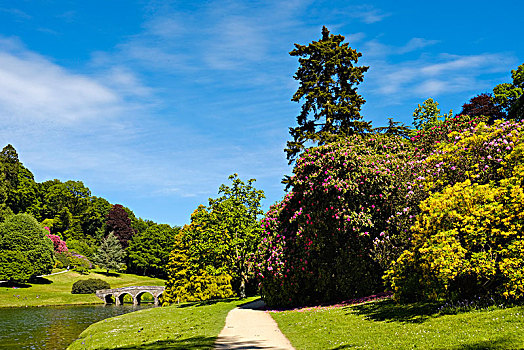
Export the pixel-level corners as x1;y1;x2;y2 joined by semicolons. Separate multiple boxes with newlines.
127;223;180;278
0;213;54;282
285;26;369;163
493;63;524;119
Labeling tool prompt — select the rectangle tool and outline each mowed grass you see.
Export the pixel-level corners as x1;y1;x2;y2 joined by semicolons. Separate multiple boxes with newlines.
271;298;524;349
0;269;165;307
67;297;258;350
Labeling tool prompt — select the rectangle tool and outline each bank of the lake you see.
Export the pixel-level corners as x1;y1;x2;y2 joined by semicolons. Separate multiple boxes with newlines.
0;269;165;307
0;304;155;350
67;297;257;350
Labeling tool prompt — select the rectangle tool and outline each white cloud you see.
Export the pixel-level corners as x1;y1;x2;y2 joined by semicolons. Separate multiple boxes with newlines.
348;5;391;24
0;39;126;124
367;52;514;100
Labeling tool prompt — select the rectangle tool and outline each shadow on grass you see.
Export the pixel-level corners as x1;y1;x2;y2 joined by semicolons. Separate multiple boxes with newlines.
93;336;216;349
94;271;121;277
174;297;243;309
2;281;32;288
449;337;515;349
29;276;53;284
349;298;440;323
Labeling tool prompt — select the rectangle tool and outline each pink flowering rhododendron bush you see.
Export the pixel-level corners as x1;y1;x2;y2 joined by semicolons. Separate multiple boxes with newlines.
255;134;415;307
386;120;524;302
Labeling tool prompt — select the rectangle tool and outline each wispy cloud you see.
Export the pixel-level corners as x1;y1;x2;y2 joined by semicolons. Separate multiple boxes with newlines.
347;5;391;24
367;52;514;99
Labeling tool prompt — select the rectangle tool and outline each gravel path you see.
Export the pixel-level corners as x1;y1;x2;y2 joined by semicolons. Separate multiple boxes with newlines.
214;299;295;350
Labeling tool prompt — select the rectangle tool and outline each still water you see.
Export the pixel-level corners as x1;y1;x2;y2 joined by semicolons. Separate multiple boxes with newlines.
0;304;154;350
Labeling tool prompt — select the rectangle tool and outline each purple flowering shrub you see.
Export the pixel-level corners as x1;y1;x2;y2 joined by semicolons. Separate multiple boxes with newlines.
410;114;490;154
254;134;415;307
376;119;522;266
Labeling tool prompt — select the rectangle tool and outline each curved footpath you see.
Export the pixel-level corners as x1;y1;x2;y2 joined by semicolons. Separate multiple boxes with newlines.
214;299;295;350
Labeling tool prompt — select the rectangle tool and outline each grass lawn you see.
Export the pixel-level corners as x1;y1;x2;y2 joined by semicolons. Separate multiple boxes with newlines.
271;298;524;349
67;297;258;350
0;269;165;307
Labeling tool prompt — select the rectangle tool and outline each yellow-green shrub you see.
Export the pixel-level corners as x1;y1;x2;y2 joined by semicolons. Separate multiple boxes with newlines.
386;142;524;301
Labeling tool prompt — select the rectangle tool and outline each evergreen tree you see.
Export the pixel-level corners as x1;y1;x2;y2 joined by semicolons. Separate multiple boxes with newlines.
286;26;370;163
412;98;452;130
92;232;126;273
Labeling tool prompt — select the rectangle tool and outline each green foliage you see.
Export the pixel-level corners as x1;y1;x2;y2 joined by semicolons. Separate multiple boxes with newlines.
493;63;524;119
0;213;54;282
163;233;234;304
71;278;110;294
127;223;180;278
92;232;126;273
412;98;452;131
286;26;370;163
256;134;415;307
181;174;265;297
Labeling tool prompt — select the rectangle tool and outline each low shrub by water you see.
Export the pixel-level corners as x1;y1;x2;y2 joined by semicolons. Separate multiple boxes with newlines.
71;279;110;294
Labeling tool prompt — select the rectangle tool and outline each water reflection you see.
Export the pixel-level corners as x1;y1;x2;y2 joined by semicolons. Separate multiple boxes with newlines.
0;304;155;349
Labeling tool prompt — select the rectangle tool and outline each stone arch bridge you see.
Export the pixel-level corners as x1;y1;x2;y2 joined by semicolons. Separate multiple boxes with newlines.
96;286;165;306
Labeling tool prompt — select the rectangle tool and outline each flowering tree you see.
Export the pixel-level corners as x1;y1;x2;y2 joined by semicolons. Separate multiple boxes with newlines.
255;134;414;307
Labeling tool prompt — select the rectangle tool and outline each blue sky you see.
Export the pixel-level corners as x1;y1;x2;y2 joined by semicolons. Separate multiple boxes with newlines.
0;0;522;226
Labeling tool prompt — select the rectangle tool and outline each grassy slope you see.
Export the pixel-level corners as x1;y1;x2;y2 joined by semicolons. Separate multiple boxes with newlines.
0;269;165;307
271;298;524;349
67;297;257;350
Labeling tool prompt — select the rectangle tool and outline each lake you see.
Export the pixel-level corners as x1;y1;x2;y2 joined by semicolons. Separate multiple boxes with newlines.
0;304;155;349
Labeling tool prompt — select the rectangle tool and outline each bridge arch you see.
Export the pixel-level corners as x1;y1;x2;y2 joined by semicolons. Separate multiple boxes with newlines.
95;286;165;306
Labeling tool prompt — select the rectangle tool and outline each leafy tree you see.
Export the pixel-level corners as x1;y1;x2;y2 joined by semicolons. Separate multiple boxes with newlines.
412;98;452;130
182;174;265;297
92;232;126;273
11;166;41;217
493;63;524;119
127;223;180;278
0;213;54;282
80;196;112;238
459;93;506;122
285;26;370;163
44;180;91;217
0;144;20;191
106;204;135;248
163;231;234;304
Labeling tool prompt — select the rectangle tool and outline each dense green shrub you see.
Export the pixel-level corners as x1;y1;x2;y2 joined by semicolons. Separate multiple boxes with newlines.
386;121;524;302
0;213;54;282
255;134;414;307
71;278;110;294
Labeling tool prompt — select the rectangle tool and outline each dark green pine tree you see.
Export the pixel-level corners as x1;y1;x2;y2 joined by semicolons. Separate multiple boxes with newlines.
286;26;370;163
92;232;126;273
